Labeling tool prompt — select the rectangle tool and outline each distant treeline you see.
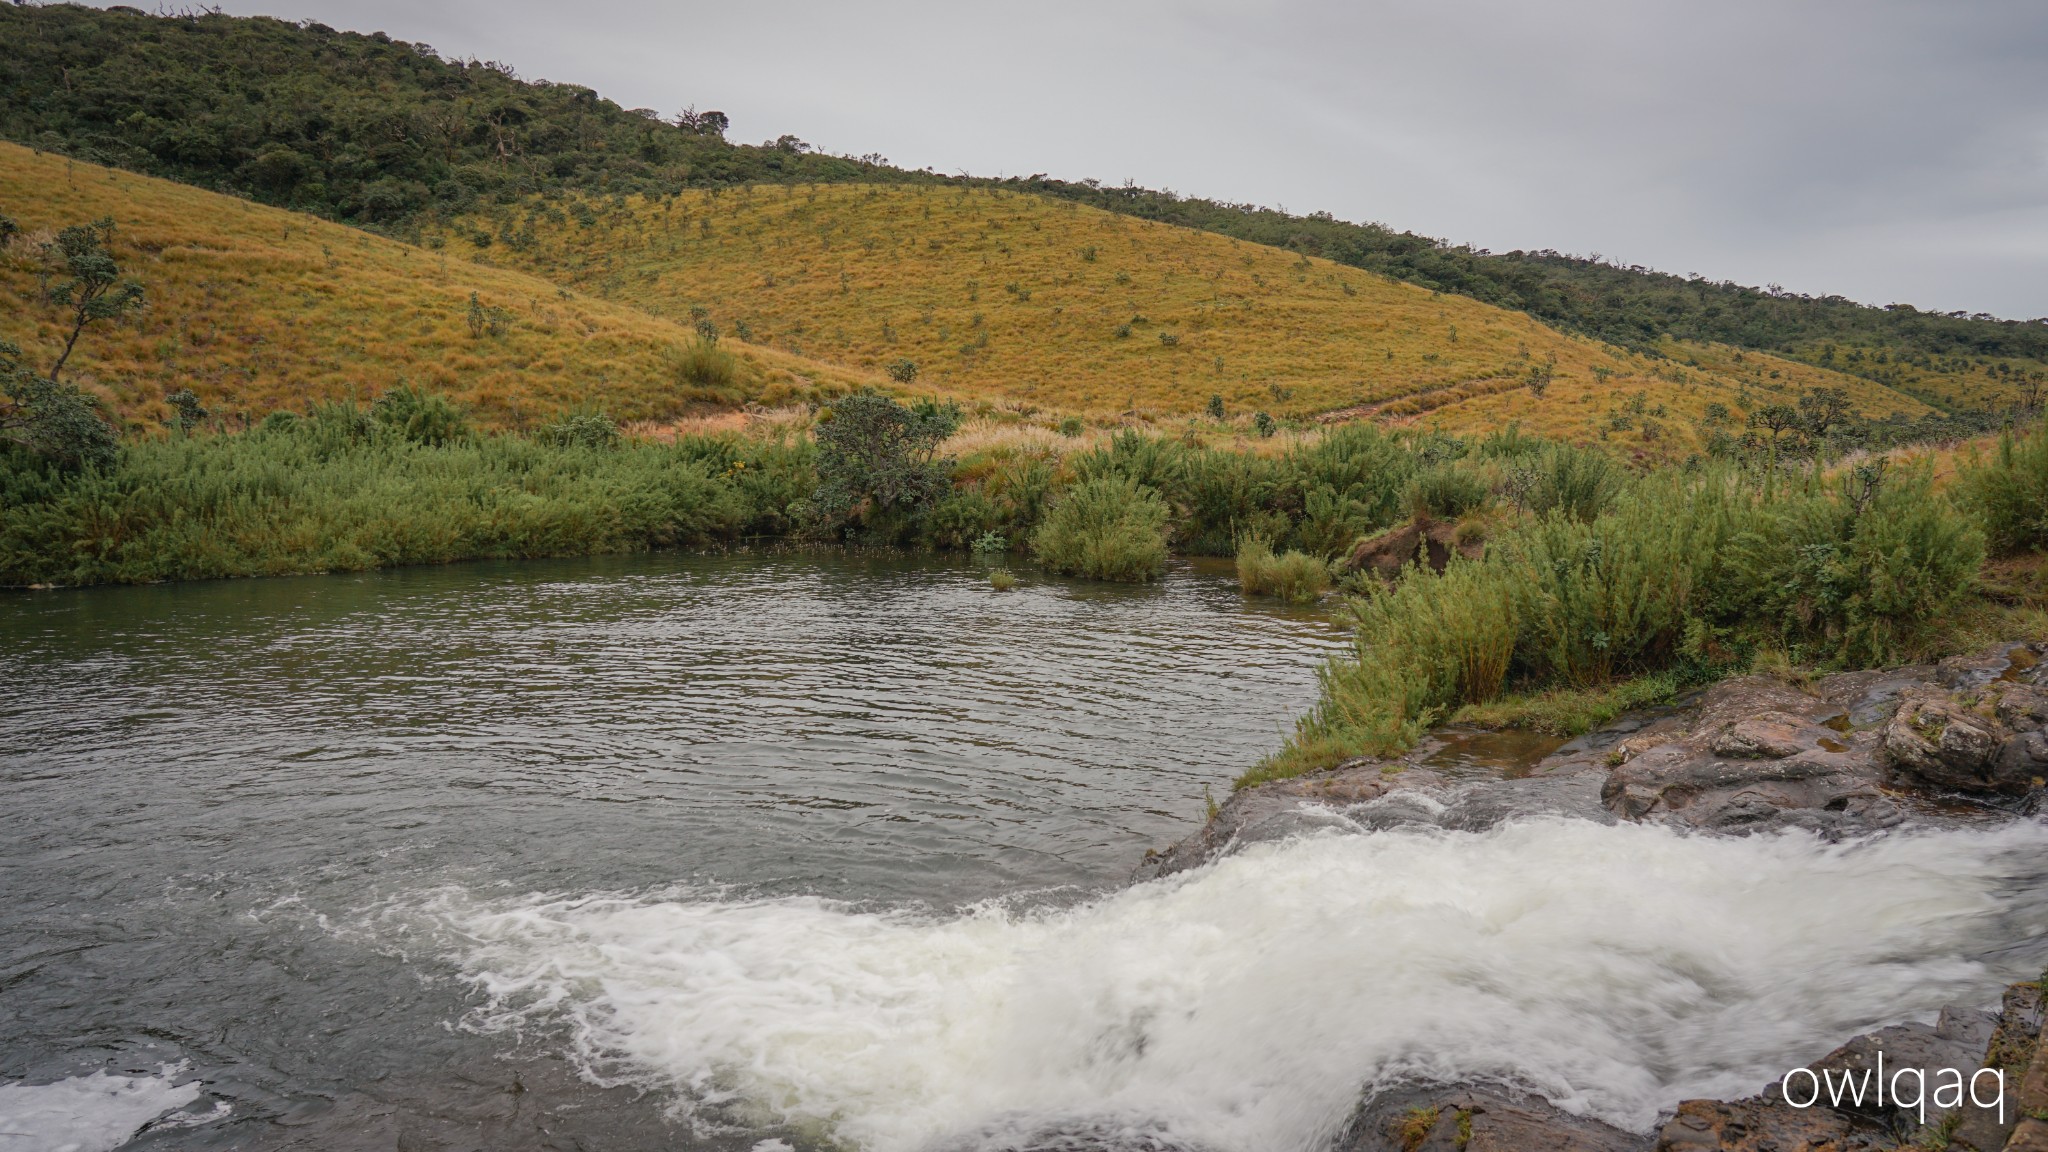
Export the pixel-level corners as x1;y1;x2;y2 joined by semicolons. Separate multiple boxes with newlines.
5;3;2043;381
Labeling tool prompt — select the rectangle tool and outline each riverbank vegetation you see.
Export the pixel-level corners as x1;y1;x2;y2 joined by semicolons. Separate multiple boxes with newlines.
1242;438;2029;786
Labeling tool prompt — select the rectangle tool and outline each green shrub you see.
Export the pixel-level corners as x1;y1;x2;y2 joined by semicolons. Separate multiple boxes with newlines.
1405;463;1490;519
1;339;117;470
1030;475;1169;582
537;410;621;450
1287;424;1413;553
1236;538;1331;604
988;567;1018;591
1525;442;1622;522
1961;424;2048;555
978;452;1055;535
1722;462;1981;666
1174;447;1288;555
921;485;1000;549
1503;471;1744;686
673;336;739;397
1249;557;1516;784
371;383;470;446
1075;428;1187;491
810;391;961;540
1057;416;1084;437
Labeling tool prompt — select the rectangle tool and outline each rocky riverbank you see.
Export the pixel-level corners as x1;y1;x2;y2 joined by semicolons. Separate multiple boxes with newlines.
1141;642;2048;1152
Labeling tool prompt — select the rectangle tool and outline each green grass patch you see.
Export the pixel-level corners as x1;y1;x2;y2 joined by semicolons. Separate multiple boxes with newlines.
1236;538;1332;604
1450;671;1685;736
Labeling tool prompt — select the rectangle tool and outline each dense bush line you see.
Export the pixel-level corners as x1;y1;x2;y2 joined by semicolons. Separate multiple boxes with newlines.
1251;460;1988;785
0;404;813;585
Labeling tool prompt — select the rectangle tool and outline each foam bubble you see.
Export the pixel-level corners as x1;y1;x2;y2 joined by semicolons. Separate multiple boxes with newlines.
0;1068;205;1152
445;818;2048;1152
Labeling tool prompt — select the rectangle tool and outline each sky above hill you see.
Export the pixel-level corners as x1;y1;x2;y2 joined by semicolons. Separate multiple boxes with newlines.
177;0;2048;319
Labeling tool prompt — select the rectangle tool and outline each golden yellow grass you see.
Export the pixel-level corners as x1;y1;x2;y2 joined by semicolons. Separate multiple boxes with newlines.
434;181;1933;453
0;143;882;428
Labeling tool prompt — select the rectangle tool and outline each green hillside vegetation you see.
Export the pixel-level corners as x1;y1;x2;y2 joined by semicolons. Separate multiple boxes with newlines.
427;181;1938;455
6;2;2041;411
0;143;878;429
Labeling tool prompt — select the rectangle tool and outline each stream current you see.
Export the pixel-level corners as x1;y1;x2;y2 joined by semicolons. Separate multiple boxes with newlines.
3;551;2045;1152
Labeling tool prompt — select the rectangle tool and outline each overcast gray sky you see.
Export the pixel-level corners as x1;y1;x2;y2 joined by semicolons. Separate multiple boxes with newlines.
181;0;2048;318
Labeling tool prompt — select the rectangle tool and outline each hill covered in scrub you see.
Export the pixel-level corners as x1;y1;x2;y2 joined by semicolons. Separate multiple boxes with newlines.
429;181;1935;451
5;1;2043;413
0;143;877;430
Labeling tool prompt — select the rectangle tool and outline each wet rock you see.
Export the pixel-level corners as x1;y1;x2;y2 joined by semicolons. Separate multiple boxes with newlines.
1709;712;1815;759
1788;1015;1991;1130
1597;678;1902;835
1654;995;2017;1151
1339;1086;1647;1152
1883;687;2011;792
927;1120;1212;1152
1936;642;2045;690
1652;1098;1877;1151
1134;765;1446;879
1143;644;2046;882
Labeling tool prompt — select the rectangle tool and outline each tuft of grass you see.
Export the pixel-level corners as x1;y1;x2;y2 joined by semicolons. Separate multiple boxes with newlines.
1404;462;1491;519
671;336;740;398
1397;1108;1440;1151
1236;537;1331;604
1029;475;1169;582
988;566;1018;591
1451;671;1684;736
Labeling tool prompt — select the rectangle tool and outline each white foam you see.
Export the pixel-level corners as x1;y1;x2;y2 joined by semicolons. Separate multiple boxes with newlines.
444;818;2048;1152
0;1068;204;1152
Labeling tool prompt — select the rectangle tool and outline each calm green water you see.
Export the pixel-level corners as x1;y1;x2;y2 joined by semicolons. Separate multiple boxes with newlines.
0;551;1344;1150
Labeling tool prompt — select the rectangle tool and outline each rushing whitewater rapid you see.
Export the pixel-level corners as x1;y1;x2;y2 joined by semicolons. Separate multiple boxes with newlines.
7;554;2048;1151
440;817;2048;1152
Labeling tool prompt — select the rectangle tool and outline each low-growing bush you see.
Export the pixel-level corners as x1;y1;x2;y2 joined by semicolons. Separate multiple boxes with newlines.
1030;475;1169;582
371;383;470;446
1249;557;1517;783
537;409;621;449
1251;458;1990;787
673;336;739;398
1721;462;1982;666
1236;538;1331;604
1961;423;2048;555
1405;463;1490;520
1523;442;1622;522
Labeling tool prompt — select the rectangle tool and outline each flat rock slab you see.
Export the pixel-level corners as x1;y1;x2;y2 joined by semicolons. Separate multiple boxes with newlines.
1142;643;2047;883
1339;1086;1647;1152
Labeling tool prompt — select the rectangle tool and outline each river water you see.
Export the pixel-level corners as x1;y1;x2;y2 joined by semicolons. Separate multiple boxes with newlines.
4;552;2047;1152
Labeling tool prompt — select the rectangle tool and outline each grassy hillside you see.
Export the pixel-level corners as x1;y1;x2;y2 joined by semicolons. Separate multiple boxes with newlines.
7;2;2042;403
427;182;1933;453
0;143;876;429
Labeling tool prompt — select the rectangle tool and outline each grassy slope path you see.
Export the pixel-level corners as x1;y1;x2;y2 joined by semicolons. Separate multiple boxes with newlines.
0;143;879;430
435;182;1932;454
